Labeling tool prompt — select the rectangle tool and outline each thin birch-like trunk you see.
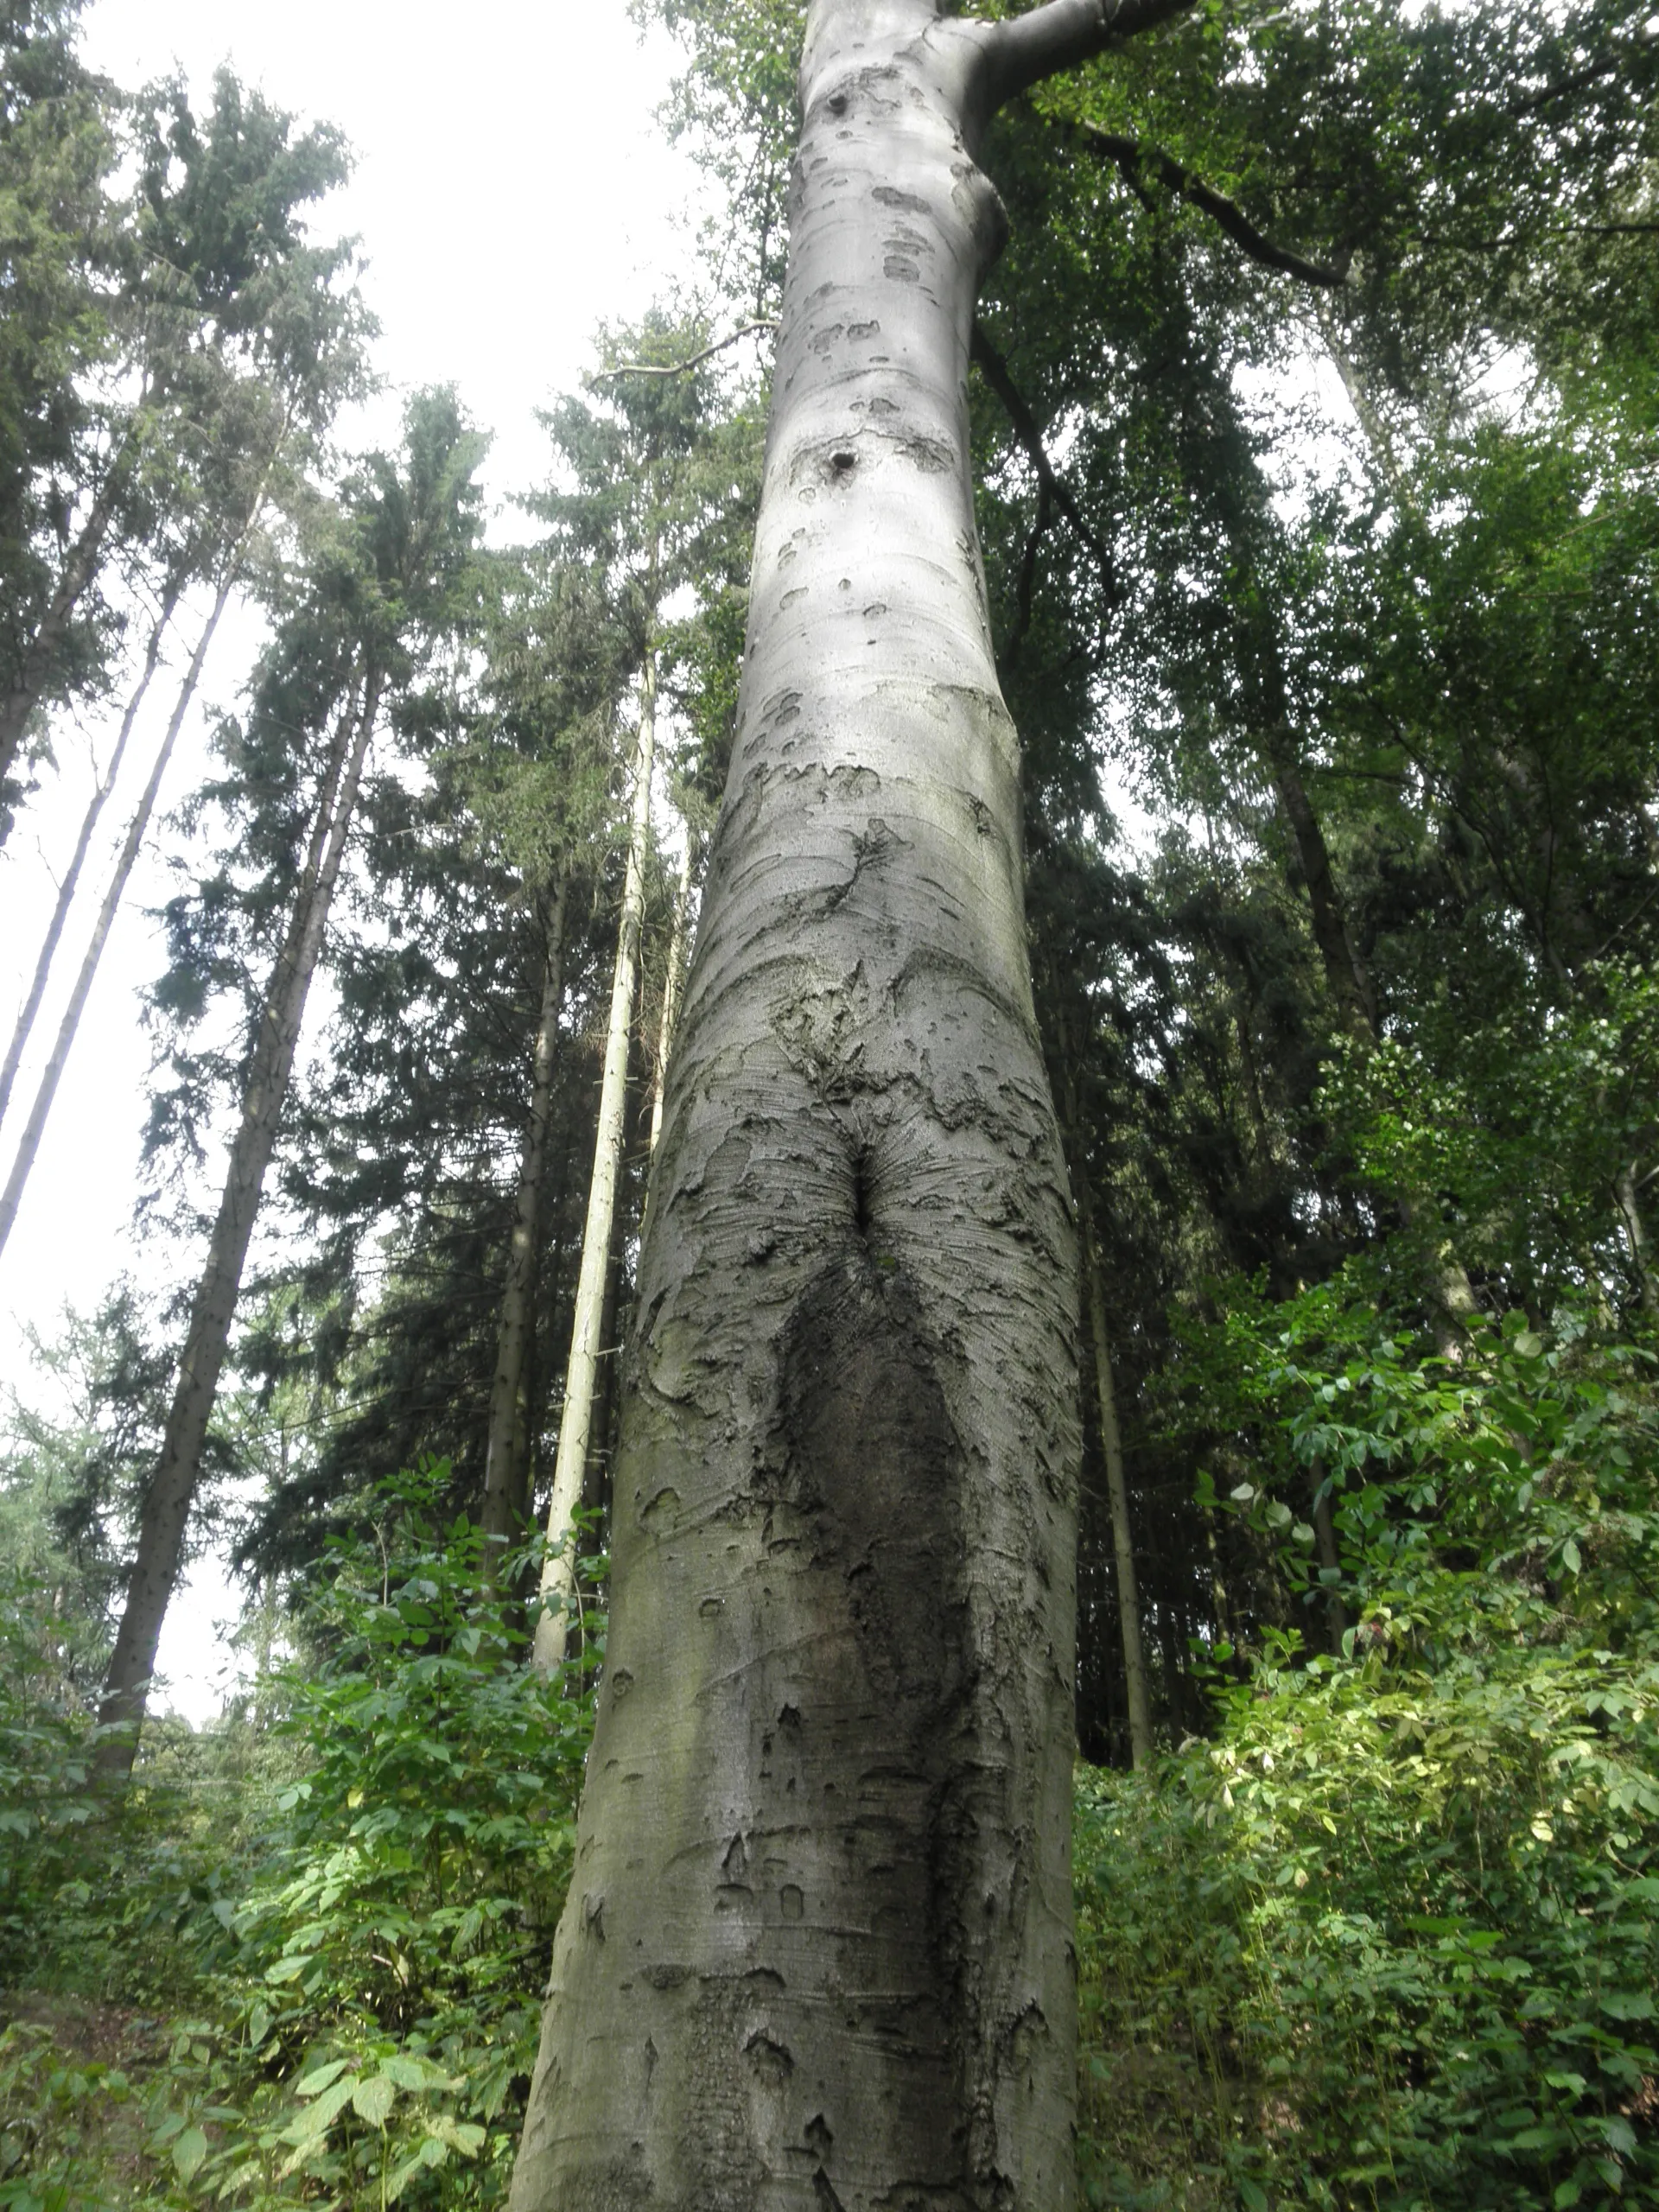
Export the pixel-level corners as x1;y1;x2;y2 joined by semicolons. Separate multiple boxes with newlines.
480;868;572;1557
95;669;379;1775
0;585;179;1131
531;664;657;1664
0;454;130;832
647;829;696;1158
0;577;233;1258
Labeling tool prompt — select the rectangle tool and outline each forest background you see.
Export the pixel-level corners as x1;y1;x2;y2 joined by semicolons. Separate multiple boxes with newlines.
1;0;1656;2205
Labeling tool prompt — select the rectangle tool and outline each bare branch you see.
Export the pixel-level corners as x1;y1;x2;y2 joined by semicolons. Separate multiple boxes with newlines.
592;321;779;383
1081;124;1351;287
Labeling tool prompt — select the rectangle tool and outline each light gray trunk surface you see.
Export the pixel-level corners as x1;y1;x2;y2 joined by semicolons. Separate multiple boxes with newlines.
646;828;696;1162
0;578;231;1259
480;868;573;1554
96;670;379;1770
0;587;177;1132
505;3;1175;2199
533;667;658;1656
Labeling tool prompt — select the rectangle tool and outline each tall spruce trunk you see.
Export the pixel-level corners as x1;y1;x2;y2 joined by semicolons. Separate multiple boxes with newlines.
0;586;178;1131
507;3;1182;2199
480;868;573;1555
532;664;658;1658
0;577;231;1257
96;670;379;1774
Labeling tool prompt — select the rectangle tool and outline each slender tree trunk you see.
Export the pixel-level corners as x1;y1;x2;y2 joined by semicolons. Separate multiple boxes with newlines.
0;585;179;1132
647;829;696;1159
1049;1012;1153;1769
1308;1465;1348;1653
1265;734;1377;1040
0;577;232;1258
1614;1160;1658;1315
0;452;130;833
531;664;657;1662
1078;1206;1154;1767
95;669;379;1775
507;0;1190;2194
480;868;572;1558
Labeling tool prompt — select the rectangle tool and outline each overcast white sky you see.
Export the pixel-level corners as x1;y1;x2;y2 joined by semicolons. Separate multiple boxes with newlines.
0;0;710;1717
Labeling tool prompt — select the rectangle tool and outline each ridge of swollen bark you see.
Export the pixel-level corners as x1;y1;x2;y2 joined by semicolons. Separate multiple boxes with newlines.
95;668;379;1777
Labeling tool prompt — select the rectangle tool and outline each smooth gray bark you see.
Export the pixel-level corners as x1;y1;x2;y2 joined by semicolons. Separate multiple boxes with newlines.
508;2;1186;2199
1614;1158;1657;1315
0;586;178;1133
532;667;658;1657
0;577;231;1260
96;669;378;1773
480;868;572;1557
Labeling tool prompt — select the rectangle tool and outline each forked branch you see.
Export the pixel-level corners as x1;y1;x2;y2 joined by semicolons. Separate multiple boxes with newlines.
1080;124;1351;287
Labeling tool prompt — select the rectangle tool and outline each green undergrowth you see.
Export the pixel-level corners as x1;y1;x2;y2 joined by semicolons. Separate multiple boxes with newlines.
1077;1300;1659;2210
1;1476;596;2212
6;1313;1658;2212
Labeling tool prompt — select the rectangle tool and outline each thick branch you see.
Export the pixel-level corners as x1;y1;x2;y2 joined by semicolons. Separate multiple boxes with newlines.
592;321;778;382
1081;124;1351;286
979;0;1199;111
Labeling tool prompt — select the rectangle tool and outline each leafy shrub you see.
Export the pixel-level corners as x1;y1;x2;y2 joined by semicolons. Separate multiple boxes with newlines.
2;1474;594;2212
1080;1296;1659;2209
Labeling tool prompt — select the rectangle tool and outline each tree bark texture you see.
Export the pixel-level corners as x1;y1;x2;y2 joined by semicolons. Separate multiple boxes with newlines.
532;668;658;1657
0;577;230;1259
96;668;379;1771
505;2;1184;2199
480;868;573;1555
0;586;177;1134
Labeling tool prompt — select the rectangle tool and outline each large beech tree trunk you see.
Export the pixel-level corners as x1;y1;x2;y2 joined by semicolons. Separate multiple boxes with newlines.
0;577;231;1258
96;670;379;1775
507;3;1177;2201
531;665;658;1659
480;868;573;1557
